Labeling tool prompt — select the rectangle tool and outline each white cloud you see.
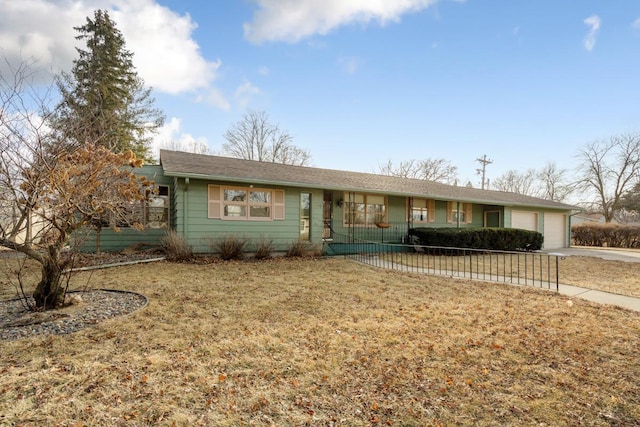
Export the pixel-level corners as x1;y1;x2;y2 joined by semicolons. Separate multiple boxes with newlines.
0;0;225;102
234;81;261;108
152;117;209;159
583;15;601;51
196;88;232;111
244;0;439;44
633;17;640;30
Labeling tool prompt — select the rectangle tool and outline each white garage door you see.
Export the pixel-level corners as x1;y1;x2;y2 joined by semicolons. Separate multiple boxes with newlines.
511;211;538;231
543;213;567;249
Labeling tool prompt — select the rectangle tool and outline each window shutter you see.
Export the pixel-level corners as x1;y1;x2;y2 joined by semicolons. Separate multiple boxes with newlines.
428;199;436;222
273;190;285;220
447;201;454;223
465;203;473;223
208;185;221;219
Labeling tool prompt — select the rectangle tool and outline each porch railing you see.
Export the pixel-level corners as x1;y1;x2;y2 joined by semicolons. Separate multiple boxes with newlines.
324;220;410;243
325;233;561;291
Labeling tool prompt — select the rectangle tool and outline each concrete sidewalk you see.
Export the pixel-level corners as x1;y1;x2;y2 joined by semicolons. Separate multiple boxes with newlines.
558;283;640;312
546;247;640;312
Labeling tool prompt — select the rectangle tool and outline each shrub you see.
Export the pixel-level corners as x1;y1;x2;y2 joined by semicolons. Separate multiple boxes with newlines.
408;227;543;251
285;240;309;258
253;236;275;259
572;223;640;248
161;230;193;261
211;235;247;260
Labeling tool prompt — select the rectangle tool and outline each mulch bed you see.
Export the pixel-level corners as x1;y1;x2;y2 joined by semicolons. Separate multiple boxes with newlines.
0;251;161;341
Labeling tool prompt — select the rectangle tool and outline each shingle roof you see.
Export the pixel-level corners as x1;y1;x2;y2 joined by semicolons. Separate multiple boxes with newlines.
159;150;578;210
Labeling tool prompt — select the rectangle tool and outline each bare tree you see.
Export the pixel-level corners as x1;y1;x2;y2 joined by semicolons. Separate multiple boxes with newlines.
492;169;539;196
222;110;311;166
537;162;574;202
161;139;210;155
575;133;640;222
1;58;152;310
378;158;458;184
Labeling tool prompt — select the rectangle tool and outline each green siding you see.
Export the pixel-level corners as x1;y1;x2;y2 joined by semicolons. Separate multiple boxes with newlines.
74;165;573;253
75;165;174;253
173;179;323;253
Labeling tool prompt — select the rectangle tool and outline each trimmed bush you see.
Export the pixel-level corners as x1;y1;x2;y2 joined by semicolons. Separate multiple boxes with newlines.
408;227;543;251
572;223;640;248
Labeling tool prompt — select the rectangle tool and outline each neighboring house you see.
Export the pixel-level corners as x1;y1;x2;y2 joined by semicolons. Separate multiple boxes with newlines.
84;150;579;252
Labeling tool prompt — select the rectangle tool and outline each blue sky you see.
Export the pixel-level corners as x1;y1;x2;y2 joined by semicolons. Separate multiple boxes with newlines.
2;0;640;188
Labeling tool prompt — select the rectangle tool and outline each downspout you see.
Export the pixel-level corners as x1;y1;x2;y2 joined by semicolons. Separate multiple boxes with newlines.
568;210;582;247
183;177;189;237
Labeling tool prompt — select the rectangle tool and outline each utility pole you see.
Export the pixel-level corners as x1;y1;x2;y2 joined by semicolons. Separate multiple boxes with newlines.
476;154;493;190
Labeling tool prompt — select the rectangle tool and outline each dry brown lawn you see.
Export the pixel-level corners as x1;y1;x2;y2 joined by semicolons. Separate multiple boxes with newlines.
1;256;640;426
559;256;640;297
383;252;640;297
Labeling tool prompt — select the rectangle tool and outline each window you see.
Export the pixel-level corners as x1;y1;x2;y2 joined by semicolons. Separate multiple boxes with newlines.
114;185;170;229
208;185;285;221
448;202;473;224
344;193;387;226
411;198;435;223
146;186;170;228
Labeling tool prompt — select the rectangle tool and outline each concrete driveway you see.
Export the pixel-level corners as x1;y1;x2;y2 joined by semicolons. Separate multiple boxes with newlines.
543;247;640;263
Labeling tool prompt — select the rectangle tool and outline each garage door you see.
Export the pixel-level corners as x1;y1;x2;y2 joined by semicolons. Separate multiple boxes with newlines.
511;211;538;231
543;213;567;249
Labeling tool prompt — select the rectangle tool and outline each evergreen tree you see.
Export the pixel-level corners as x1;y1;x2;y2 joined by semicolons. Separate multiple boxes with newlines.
620;182;640;212
53;10;164;160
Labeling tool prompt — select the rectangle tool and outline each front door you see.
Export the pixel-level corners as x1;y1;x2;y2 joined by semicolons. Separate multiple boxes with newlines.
485;210;501;227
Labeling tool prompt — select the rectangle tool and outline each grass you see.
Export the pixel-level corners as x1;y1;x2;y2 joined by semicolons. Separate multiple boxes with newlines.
1;256;640;426
383;252;640;297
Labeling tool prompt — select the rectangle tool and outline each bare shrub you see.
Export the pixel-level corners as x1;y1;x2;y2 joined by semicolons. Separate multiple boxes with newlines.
253;236;275;259
211;235;247;260
162;230;193;261
285;240;309;258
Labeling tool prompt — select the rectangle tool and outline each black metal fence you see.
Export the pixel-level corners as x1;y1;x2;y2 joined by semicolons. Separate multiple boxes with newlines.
331;237;561;291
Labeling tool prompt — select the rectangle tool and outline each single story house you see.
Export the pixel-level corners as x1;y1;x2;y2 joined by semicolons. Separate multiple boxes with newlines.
83;149;579;253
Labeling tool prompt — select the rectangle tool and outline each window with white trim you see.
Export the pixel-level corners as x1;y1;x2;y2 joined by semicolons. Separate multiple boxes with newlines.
344;193;387;226
208;185;285;221
447;202;473;224
410;198;435;223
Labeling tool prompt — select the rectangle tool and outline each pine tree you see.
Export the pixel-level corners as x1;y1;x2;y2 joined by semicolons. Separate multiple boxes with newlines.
53;10;164;160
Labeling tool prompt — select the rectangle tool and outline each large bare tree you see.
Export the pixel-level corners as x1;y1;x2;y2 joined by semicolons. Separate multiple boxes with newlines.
491;169;539;196
222;110;311;166
378;158;458;185
536;162;574;202
491;162;573;202
575;133;640;222
1;58;152;310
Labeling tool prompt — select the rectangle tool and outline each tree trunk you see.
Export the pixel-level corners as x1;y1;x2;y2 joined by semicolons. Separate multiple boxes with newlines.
33;248;65;310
